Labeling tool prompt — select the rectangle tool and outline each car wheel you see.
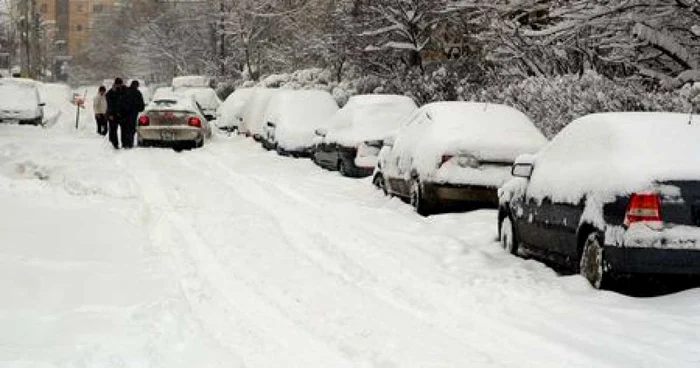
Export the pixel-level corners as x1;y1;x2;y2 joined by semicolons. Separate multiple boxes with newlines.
196;138;204;148
410;178;432;216
500;216;518;255
339;160;350;177
580;233;608;289
373;173;387;195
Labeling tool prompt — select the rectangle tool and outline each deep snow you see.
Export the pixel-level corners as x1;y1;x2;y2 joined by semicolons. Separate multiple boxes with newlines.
0;110;699;367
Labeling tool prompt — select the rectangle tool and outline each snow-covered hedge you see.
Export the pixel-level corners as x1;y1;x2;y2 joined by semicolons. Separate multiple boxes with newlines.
467;72;693;138
242;68;696;138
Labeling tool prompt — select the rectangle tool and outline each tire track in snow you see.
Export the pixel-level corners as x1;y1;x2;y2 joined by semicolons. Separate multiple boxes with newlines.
122;152;355;368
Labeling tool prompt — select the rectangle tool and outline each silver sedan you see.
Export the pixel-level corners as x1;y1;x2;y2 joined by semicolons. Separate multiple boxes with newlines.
137;94;212;149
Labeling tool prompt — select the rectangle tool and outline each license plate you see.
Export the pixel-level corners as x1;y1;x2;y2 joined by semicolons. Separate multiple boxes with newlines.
161;132;175;141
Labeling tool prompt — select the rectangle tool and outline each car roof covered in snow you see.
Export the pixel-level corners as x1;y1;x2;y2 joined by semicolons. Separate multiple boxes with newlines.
527;112;700;203
326;94;417;146
419;101;547;160
0;78;39;88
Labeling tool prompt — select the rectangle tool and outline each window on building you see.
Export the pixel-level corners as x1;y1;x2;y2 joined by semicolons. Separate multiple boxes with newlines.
77;4;85;13
94;4;104;13
40;3;47;13
76;24;83;32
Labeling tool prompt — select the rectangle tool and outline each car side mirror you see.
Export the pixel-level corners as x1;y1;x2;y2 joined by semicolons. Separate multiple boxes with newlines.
38;102;46;107
511;163;534;179
204;114;215;121
314;128;327;137
266;121;276;128
383;136;395;147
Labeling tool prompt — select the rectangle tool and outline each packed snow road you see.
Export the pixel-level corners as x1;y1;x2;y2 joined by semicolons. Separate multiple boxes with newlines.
0;124;699;368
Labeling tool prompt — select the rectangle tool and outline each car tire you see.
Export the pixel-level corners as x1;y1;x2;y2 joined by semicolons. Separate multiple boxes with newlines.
339;160;350;177
580;233;609;289
138;138;148;148
373;173;388;195
500;216;518;255
410;178;432;216
196;138;204;148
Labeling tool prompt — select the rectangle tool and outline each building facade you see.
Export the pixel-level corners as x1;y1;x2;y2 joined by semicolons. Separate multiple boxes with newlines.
36;0;116;57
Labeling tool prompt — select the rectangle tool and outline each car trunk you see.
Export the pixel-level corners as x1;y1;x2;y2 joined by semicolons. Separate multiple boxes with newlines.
146;110;192;127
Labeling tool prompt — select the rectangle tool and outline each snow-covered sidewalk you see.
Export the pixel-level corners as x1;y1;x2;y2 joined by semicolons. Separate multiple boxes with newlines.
0;124;698;367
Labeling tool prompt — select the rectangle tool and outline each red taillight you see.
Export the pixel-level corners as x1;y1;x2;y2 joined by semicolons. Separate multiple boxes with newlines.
188;117;202;128
441;155;453;166
624;192;662;226
138;116;149;126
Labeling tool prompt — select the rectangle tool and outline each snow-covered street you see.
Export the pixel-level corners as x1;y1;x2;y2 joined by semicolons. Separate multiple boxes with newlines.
1;123;699;368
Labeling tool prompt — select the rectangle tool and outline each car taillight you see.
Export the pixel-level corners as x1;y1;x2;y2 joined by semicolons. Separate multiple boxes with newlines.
188;117;202;128
138;116;149;126
624;192;662;227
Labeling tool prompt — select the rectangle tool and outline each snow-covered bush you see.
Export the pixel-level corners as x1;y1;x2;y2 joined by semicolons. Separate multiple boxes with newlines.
466;72;692;138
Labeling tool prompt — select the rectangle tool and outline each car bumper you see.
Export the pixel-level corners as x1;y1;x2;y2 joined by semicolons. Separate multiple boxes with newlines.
604;224;700;275
137;126;202;142
277;145;313;158
338;148;373;177
605;246;700;275
423;182;499;207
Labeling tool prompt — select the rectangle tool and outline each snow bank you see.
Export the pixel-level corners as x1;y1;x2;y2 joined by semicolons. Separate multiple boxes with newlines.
527;112;700;203
264;90;339;151
326;94;417;147
218;88;254;129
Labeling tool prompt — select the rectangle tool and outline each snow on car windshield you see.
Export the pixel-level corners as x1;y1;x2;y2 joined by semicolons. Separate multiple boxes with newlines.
327;95;417;146
527;112;700;204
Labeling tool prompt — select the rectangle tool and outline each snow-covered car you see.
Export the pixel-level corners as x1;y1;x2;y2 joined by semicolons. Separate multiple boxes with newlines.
172;87;221;121
313;94;417;177
136;94;212;149
171;75;214;89
217;87;254;132
239;88;278;140
376;102;547;215
499;112;700;289
261;89;339;157
0;78;45;125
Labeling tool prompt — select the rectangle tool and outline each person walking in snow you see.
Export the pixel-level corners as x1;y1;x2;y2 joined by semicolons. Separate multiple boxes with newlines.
122;80;145;149
106;78;128;149
93;86;108;136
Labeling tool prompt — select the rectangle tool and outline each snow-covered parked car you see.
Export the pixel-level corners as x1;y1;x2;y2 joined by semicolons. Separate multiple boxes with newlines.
499;112;700;289
313;94;417;177
376;102;547;215
239;88;278;140
0;78;45;125
261;90;339;157
173;87;221;121
136;93;212;149
217;88;254;132
171;75;214;89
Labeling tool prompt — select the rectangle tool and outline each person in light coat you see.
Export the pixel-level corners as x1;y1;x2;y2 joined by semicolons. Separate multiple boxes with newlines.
93;86;108;135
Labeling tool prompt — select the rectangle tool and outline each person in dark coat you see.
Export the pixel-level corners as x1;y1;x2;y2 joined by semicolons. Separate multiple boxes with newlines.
122;80;145;149
105;78;128;149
